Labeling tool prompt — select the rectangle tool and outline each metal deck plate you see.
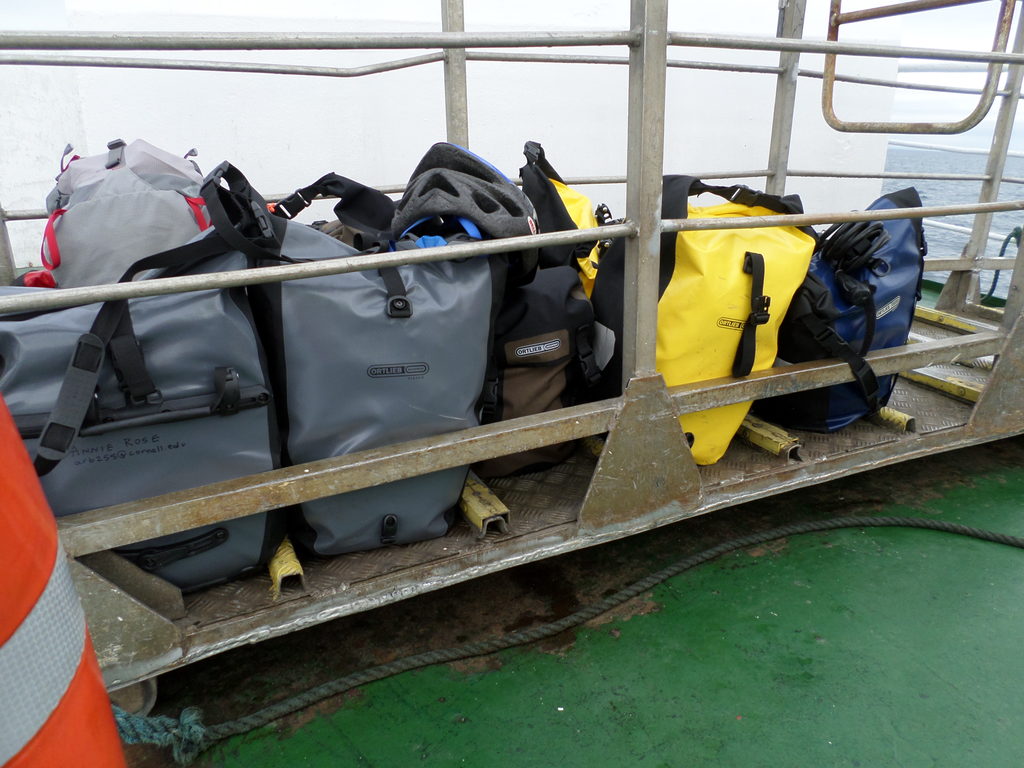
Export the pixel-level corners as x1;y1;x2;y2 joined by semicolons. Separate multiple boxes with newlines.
179;369;977;630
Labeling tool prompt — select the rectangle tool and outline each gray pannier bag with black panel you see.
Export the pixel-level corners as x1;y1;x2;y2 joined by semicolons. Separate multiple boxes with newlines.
228;143;537;555
0;241;285;591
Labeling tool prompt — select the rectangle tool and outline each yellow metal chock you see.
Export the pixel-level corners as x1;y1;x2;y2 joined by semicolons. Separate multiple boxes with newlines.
459;471;510;539
738;415;801;460
582;435;606;459
869;406;917;433
913;306;981;334
269;536;306;600
903;370;982;404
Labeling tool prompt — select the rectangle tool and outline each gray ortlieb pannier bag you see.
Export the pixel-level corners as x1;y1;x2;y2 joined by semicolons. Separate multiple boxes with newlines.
1;245;284;591
203;146;536;556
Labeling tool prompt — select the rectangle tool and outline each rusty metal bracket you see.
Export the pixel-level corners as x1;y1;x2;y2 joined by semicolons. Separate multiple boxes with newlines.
969;310;1024;434
68;559;184;689
822;0;1015;134
577;375;703;535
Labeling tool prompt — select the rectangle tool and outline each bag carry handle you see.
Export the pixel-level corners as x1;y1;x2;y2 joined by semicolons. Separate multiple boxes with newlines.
270;172;398;247
202;162;286;263
33;232;237;476
661;175;805;221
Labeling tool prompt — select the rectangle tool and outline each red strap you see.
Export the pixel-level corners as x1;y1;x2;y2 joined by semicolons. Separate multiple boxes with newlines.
22;270;57;288
185;196;210;231
40;208;67;270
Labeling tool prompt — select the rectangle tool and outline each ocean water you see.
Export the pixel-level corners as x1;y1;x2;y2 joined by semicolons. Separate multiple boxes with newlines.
881;146;1024;299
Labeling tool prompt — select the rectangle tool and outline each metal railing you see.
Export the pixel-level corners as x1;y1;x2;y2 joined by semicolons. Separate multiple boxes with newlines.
3;0;1024;687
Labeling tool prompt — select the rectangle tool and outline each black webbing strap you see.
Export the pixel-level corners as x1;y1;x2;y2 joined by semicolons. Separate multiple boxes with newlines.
201;162;284;262
270;172;397;246
378;267;412;318
34;298;128;476
677;177;805;216
108;309;160;404
32;231;236;476
575;324;602;387
732;251;771;378
799;310;880;413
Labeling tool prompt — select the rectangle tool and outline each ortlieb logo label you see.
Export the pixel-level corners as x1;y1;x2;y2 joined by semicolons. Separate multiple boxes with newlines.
717;317;746;331
515;339;562;358
367;362;430;378
876;296;901;320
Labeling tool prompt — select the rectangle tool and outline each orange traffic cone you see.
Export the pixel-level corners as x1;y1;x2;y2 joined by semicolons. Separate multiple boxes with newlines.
0;396;127;768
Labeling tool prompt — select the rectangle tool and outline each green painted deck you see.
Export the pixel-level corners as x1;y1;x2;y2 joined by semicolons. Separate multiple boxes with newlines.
130;436;1024;767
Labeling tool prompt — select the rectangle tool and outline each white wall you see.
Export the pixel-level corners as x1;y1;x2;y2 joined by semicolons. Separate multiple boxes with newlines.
1;0;901;267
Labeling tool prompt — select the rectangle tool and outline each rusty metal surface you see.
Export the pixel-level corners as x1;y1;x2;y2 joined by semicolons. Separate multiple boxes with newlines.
578;375;702;534
90;371;1014;687
971;313;1024;433
835;0;990;25
182;452;594;625
69;561;183;688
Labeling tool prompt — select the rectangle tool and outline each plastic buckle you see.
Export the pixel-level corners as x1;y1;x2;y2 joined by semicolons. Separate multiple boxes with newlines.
749;296;771;326
728;185;759;207
271;190;309;220
105;138;126;170
250;201;277;238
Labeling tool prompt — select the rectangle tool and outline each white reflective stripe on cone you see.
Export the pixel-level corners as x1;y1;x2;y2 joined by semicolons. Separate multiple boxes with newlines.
0;548;86;765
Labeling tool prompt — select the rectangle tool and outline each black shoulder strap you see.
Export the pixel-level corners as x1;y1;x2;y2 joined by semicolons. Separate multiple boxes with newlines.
270;172;397;246
795;307;880;413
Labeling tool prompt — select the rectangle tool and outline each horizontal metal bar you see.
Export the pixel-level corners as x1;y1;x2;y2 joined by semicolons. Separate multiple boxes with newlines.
0;223;636;314
0;51;444;77
786;169;1022;183
0;49;1001;100
799;67;1010;96
466;50;784;75
669;31;1024;65
668;330;1005;415
923;218;1014;241
835;0;990;25
58;328;1005;557
891;139;1024;158
58;398;621;557
924;257;1016;270
662;199;1024;234
0;30;637;51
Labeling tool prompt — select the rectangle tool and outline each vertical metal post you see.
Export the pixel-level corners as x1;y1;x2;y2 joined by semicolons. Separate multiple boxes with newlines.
936;12;1024;314
441;0;470;147
765;0;807;197
620;0;668;388
0;207;16;286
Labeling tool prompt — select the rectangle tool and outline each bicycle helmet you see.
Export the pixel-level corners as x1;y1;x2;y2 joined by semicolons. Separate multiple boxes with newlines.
393;142;538;243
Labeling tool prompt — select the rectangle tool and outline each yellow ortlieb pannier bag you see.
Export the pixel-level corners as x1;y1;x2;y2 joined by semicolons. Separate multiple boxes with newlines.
591;176;815;464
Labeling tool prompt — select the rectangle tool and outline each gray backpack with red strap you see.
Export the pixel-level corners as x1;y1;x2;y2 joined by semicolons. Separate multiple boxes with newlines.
38;138;210;288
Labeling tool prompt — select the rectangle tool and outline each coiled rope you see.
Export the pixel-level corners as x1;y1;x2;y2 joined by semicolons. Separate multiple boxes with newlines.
114;515;1024;764
984;225;1021;302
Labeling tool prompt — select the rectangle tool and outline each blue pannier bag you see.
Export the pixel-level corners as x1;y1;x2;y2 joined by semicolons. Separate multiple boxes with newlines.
754;187;926;432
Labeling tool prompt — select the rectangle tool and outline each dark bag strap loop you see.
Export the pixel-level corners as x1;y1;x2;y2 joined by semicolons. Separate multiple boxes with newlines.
732;251;771;378
201;162;284;262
